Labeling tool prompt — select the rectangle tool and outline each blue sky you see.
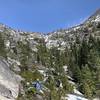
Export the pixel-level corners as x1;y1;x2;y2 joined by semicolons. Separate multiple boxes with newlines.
0;0;100;33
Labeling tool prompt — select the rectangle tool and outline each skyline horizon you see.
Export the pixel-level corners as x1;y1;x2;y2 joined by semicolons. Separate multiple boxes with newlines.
0;9;98;34
0;0;100;33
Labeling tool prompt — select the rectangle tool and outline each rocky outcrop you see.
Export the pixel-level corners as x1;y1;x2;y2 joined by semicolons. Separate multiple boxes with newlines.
0;58;22;100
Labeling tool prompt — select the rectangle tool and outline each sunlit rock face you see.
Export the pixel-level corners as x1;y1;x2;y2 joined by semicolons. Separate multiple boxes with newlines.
0;58;21;100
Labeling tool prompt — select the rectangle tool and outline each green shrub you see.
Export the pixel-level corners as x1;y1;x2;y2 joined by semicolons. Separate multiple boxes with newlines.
20;70;43;82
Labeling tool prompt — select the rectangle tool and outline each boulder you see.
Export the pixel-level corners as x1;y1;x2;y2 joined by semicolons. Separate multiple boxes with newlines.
0;58;21;100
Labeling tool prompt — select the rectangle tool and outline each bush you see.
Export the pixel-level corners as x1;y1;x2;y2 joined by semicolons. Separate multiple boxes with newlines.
20;70;43;82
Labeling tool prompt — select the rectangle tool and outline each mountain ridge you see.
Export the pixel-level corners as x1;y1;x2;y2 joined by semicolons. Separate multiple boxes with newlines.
0;9;99;35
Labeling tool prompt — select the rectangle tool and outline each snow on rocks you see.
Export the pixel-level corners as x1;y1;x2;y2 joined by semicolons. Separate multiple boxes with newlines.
5;40;10;48
95;15;100;22
63;65;68;72
62;93;88;100
67;94;88;100
73;88;83;96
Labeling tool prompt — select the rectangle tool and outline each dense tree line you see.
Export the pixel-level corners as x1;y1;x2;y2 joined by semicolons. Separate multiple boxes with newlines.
36;34;100;99
68;34;100;99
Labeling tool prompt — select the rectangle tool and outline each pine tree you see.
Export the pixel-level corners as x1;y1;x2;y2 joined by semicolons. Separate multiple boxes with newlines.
0;33;7;58
17;40;32;71
80;65;95;98
78;38;89;68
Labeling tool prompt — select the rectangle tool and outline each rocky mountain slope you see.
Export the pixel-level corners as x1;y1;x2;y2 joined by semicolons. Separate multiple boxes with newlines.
46;9;100;49
0;9;100;100
0;58;22;100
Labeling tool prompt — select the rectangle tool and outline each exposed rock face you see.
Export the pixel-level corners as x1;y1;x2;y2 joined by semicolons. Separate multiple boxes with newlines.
0;58;21;100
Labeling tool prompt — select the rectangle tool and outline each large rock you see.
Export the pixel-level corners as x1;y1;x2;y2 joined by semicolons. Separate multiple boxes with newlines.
0;58;21;100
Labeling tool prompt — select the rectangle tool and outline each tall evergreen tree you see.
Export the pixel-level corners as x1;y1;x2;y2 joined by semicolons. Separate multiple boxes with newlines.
0;33;7;58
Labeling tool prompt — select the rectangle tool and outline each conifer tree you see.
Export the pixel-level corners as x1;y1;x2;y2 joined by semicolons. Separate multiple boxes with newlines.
80;65;95;98
0;33;7;58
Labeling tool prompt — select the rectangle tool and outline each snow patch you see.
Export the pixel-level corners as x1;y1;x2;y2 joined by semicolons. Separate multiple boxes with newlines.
66;94;88;100
95;15;100;22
